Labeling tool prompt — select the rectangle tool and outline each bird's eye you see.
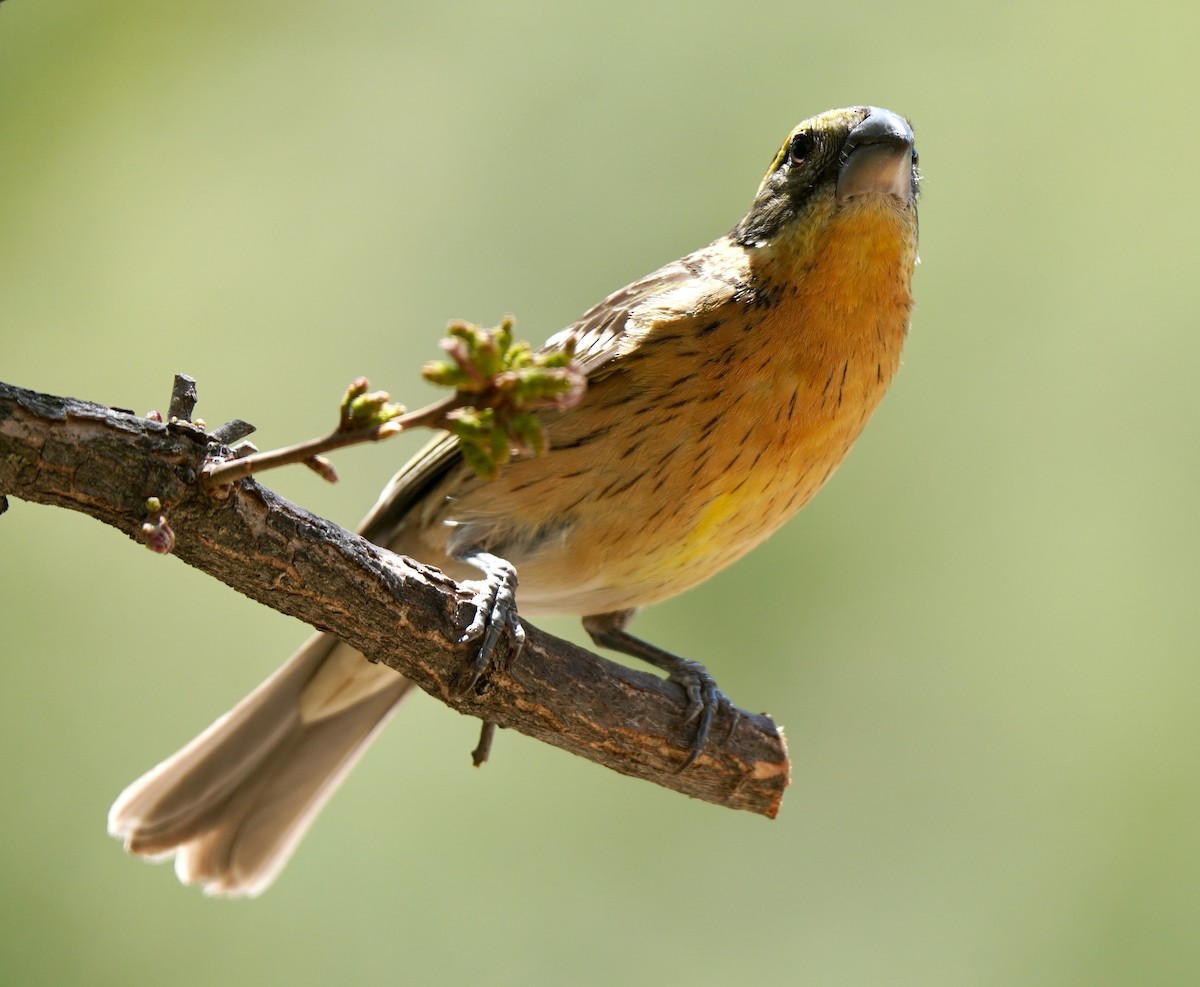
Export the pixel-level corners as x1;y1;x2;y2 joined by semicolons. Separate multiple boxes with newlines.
789;132;813;165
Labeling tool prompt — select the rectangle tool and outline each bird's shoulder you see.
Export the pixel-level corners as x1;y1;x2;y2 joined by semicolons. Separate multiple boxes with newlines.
541;236;751;376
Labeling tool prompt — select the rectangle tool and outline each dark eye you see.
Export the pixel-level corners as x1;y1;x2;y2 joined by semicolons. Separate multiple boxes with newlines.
789;132;813;165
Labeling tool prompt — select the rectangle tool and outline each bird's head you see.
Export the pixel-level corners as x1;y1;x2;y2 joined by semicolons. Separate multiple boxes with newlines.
735;106;920;264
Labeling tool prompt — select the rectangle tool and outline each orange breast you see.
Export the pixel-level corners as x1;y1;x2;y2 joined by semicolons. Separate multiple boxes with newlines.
403;199;917;617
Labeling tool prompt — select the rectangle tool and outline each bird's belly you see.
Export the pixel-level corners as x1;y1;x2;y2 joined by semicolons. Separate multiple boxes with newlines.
419;280;908;618
515;379;882;616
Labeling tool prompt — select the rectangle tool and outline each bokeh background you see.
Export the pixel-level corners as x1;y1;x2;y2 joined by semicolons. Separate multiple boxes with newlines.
2;2;1198;984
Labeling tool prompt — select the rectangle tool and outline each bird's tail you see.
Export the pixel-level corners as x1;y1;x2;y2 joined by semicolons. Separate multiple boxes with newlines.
108;632;413;896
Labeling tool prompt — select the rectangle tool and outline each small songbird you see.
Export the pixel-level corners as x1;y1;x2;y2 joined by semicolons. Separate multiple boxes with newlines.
109;105;921;895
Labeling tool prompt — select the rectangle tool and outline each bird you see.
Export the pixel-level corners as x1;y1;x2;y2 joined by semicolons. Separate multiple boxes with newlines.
109;105;921;896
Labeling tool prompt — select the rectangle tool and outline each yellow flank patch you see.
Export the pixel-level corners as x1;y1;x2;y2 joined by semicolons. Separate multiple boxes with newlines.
639;490;756;585
688;492;741;557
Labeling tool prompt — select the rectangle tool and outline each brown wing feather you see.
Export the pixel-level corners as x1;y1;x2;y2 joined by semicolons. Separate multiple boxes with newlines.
539;255;701;373
359;251;707;544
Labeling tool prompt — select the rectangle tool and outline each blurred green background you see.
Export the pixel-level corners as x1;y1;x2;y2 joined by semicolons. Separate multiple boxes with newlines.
2;1;1198;984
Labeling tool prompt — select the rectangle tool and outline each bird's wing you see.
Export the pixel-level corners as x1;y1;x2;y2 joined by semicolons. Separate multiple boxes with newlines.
356;429;461;543
358;243;736;543
540;257;702;374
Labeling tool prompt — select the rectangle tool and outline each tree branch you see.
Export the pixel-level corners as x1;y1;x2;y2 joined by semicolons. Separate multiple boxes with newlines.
0;379;789;818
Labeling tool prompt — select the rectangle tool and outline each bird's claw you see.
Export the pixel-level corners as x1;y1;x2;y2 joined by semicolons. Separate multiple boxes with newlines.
670;659;735;771
457;555;525;695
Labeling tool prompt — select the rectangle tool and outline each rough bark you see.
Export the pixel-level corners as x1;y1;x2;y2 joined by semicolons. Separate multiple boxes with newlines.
0;379;789;817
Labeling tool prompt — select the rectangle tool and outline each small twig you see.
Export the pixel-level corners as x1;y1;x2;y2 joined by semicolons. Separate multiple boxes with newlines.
209;419;256;445
199;393;462;492
167;373;198;422
471;721;497;767
199;317;586;494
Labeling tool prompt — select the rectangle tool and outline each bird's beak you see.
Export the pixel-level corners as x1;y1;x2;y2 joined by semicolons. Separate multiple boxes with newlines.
836;107;916;204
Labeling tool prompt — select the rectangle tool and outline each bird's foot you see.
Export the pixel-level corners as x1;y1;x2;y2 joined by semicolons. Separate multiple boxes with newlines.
582;610;736;770
456;552;525;695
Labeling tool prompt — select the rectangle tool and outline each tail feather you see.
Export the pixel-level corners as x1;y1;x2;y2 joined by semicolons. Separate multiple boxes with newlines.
109;632;412;896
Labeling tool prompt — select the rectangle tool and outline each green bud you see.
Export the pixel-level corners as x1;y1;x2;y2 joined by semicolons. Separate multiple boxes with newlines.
421;360;460;387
